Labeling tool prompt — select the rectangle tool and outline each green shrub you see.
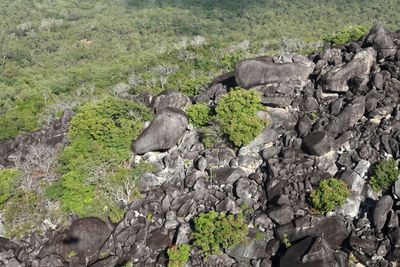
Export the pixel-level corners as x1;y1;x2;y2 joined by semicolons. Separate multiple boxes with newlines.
370;159;400;192
2;190;43;239
180;76;210;96
323;25;368;46
310;178;350;214
48;96;152;218
192;210;248;256
186;103;211;128
0;96;45;141
167;244;191;267
215;89;267;147
0;169;21;206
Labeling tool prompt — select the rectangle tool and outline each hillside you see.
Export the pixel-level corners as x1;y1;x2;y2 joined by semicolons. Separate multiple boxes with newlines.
2;1;400;267
1;0;400;141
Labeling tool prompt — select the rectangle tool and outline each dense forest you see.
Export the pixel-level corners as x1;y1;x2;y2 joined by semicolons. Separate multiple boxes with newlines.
1;0;400;250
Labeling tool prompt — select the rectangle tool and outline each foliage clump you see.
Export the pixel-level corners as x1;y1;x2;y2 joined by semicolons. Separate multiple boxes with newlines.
186;103;211;128
0;96;45;141
324;25;367;46
370;159;400;192
310;178;350;214
46;96;152;219
167;244;191;267
192;210;248;256
216;89;267;147
0;169;21;206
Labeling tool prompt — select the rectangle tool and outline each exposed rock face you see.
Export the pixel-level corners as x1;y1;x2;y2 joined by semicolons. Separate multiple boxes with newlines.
132;107;188;154
235;56;314;89
280;237;348;267
373;195;393;231
318;48;375;92
150;90;191;113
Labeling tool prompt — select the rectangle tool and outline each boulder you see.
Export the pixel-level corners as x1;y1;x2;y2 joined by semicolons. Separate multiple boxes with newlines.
267;205;294;225
151;90;191;113
326;96;365;136
373;195;393;231
318;48;375;92
364;23;396;60
303;131;335;156
280;237;348;267
132;107;188;154
235;56;314;89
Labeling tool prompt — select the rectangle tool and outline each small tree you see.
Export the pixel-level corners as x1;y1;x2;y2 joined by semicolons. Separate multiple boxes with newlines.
216;88;267;147
310;178;350;214
370;159;400;192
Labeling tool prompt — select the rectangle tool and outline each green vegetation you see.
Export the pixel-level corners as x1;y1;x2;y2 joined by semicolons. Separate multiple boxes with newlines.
282;233;292;248
45;96;152;219
2;0;400;141
324;25;368;46
186;103;211;128
310;178;350;214
0;169;21;206
167;244;191;267
370;159;400;192
192;210;248;256
216;89;267;147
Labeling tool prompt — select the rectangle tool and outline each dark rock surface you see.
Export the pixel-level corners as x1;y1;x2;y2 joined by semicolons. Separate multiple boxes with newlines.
132;107;188;154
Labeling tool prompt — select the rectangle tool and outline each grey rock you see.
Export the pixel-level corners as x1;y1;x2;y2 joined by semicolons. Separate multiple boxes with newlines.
132;107;188;154
151;90;191;113
267;205;294;225
319;48;375;92
261;146;279;160
341;169;365;195
227;231;269;260
235;57;314;89
297;115;314;136
337;195;363;218
138;173;161;192
235;178;258;200
146;228;171;250
326;96;366;136
303;131;335;156
393;179;400;199
215;198;237;213
364;23;396;60
302;96;319;111
373;195;393;231
194;156;207;172
175;223;191;244
280;237;348;267
212;167;247;185
261;95;293;107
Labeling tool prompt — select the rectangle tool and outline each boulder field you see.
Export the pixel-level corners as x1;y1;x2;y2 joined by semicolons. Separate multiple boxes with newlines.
3;24;400;266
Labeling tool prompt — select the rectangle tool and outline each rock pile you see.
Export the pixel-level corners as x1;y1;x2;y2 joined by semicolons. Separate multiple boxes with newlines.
3;24;400;266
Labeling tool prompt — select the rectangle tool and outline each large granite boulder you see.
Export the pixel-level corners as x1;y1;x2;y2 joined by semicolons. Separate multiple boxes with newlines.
37;217;112;265
373;195;393;231
132;107;188;154
280;237;348;267
235;56;314;89
303;131;335;156
364;23;396;60
151;90;191;113
318;48;375;92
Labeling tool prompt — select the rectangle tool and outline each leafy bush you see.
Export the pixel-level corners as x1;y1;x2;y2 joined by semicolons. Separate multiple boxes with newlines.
324;25;368;46
0;169;21;206
370;159;400;192
47;96;152;218
0;96;45;141
186;103;211;128
216;89;267;147
192;210;248;256
310;178;350;214
180;76;210;96
167;244;191;267
2;190;46;239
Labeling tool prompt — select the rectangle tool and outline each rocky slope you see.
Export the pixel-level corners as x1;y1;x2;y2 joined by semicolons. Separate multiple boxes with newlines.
2;24;400;266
